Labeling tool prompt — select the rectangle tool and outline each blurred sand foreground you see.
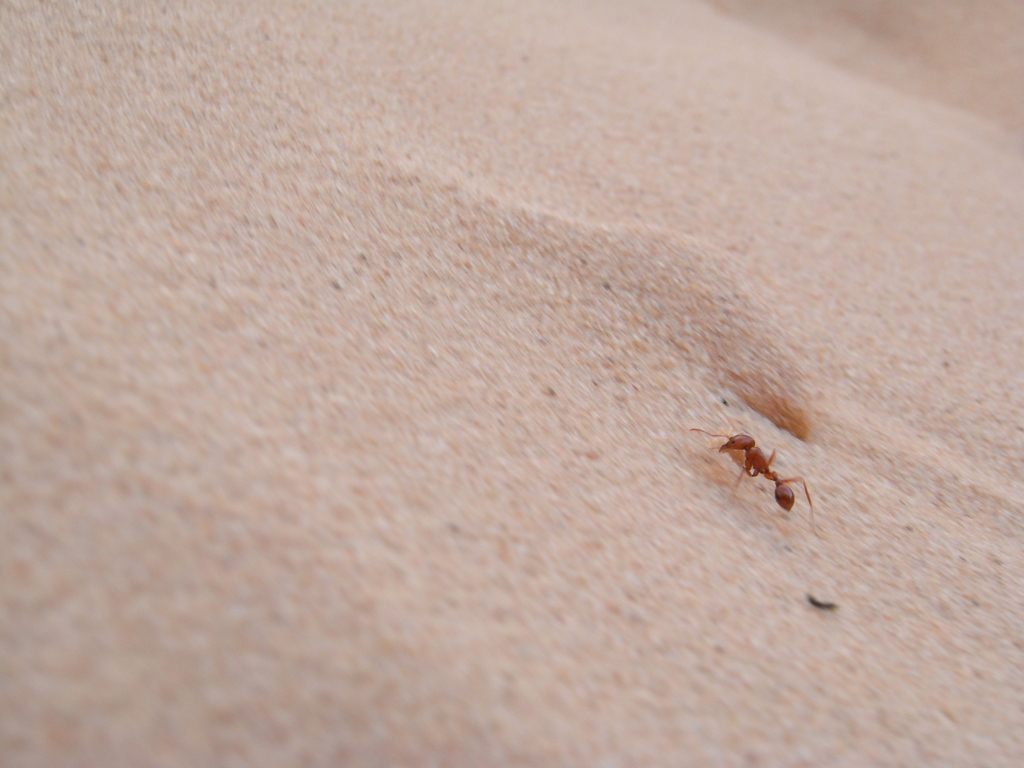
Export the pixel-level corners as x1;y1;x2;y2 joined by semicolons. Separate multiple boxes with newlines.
3;1;1024;765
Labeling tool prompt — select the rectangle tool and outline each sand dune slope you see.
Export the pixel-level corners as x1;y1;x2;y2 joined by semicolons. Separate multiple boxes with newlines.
3;1;1024;765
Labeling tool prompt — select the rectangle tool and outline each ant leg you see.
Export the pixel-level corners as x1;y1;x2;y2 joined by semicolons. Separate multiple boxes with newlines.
735;463;749;486
780;477;817;536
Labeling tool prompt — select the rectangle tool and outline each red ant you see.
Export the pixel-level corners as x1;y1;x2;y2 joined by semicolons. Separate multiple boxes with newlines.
690;429;817;534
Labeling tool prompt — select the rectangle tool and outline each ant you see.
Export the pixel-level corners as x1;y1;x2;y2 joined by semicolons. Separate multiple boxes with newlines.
690;429;817;534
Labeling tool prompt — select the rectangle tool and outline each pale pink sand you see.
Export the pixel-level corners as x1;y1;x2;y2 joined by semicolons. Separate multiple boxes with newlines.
3;1;1024;765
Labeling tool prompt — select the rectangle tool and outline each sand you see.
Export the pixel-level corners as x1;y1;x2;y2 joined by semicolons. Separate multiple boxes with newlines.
3;1;1024;764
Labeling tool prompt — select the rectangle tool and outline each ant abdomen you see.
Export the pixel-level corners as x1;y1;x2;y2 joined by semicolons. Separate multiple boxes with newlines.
774;483;795;511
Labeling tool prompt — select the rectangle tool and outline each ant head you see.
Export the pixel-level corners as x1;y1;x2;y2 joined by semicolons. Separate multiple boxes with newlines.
719;434;755;453
774;483;795;511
